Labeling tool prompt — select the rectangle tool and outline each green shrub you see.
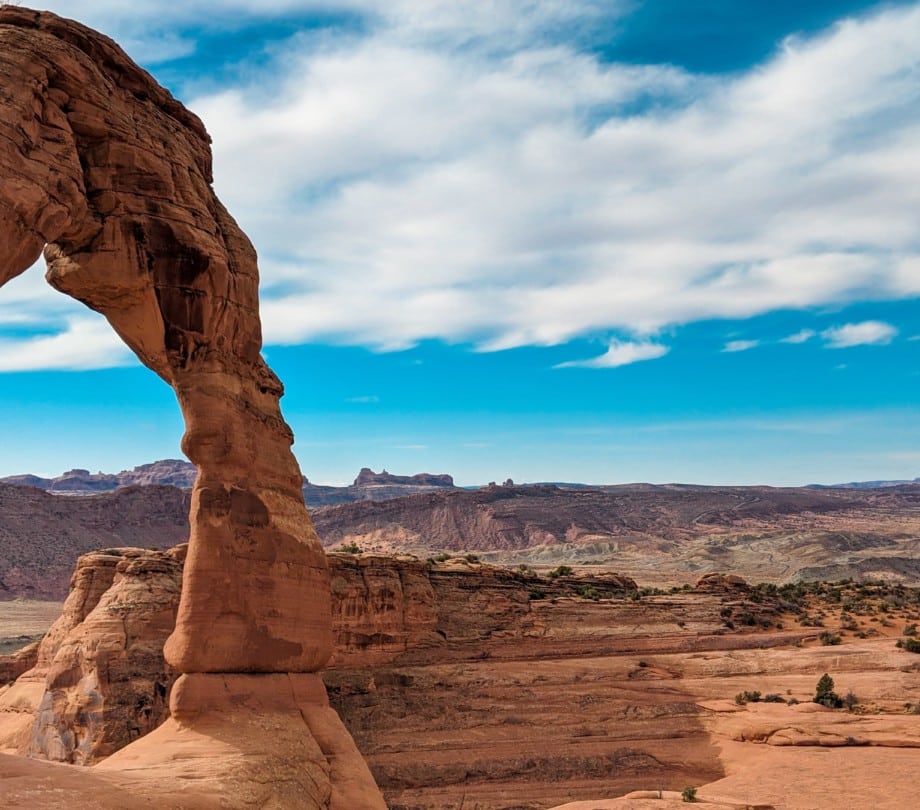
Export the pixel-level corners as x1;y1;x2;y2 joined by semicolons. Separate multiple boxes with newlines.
575;584;601;601
819;631;842;646
903;637;920;654
548;565;574;579
735;690;761;705
681;786;697;803
813;673;842;708
339;542;362;554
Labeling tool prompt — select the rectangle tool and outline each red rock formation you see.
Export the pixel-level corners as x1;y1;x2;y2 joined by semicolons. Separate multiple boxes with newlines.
27;547;184;763
0;7;383;806
0;6;328;675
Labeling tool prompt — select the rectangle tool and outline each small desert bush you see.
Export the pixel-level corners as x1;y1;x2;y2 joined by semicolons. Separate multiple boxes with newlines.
813;673;843;708
681;786;697;802
819;631;842;646
548;565;573;579
575;584;601;601
735;690;761;705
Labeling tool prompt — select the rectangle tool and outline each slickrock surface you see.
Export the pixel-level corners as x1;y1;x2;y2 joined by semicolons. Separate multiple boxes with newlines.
0;6;383;807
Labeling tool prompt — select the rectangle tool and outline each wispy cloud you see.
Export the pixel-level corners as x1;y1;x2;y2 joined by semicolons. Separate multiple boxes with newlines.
781;329;816;344
556;339;669;369
822;320;898;348
345;395;380;403
0;316;133;372
722;339;760;353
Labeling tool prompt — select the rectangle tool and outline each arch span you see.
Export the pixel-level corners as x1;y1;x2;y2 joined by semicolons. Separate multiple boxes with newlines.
0;7;330;674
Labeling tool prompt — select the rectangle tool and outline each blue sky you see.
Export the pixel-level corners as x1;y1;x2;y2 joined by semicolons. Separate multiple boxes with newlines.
0;0;918;486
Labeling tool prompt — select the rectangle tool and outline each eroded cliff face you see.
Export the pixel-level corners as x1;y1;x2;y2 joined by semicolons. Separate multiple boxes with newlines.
0;546;638;767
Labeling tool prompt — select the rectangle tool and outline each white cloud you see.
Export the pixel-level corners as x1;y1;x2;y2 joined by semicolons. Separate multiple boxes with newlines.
556;340;669;369
345;395;380;403
822;320;898;348
188;2;920;353
722;339;760;353
0;316;134;372
781;329;816;344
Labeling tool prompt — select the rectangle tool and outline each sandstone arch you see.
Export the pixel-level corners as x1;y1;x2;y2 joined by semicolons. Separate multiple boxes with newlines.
0;6;330;674
0;8;385;806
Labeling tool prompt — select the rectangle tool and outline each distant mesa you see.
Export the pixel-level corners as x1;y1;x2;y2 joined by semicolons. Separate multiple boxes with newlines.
0;461;458;505
808;477;920;490
352;467;454;488
0;459;197;494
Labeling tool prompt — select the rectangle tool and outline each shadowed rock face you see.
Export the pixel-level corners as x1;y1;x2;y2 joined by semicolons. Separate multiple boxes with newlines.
0;7;330;674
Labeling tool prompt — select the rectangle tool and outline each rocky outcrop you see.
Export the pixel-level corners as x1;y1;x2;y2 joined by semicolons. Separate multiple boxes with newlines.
0;546;637;766
0;7;381;806
27;548;184;763
0;547;123;752
695;572;750;591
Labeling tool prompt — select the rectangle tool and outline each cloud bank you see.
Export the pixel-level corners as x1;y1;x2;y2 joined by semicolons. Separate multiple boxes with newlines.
2;1;919;368
194;1;920;351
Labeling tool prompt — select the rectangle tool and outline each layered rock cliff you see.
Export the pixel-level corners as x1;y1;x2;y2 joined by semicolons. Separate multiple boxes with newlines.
0;545;637;767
